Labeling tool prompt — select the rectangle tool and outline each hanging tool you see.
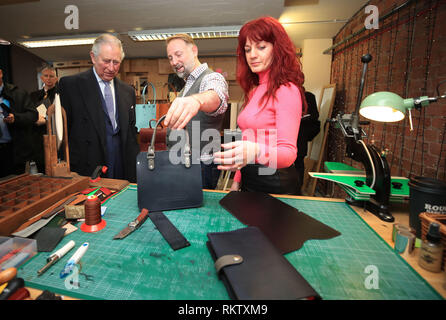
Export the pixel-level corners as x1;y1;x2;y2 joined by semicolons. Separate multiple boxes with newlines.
113;209;149;240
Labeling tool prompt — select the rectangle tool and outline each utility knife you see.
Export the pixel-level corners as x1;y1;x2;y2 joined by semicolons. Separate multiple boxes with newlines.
113;208;149;240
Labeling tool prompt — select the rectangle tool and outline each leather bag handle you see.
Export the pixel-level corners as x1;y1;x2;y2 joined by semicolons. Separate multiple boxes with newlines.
149;118;164;129
141;82;156;104
147;115;191;170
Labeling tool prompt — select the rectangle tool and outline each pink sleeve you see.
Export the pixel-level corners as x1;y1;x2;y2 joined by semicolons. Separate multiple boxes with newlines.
256;84;302;168
234;170;241;183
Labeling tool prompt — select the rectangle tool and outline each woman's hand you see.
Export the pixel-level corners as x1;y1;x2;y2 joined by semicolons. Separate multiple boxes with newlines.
213;140;259;171
229;180;240;191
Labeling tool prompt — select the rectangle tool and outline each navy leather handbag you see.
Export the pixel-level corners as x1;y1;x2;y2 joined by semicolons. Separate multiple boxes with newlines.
136;115;203;212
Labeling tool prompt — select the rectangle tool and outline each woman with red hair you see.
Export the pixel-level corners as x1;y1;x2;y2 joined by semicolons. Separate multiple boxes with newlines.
214;16;306;194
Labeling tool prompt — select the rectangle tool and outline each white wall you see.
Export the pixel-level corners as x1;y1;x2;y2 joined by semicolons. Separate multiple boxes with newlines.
301;38;333;107
301;38;333;161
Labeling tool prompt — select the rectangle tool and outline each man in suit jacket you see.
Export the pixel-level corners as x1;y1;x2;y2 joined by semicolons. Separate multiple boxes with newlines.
0;67;38;178
30;64;59;174
59;34;139;182
294;90;320;195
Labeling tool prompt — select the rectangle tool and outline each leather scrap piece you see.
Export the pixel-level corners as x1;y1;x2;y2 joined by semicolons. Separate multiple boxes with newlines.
148;211;190;251
219;191;341;254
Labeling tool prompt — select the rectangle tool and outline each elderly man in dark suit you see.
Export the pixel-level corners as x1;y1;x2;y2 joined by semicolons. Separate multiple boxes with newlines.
59;34;139;182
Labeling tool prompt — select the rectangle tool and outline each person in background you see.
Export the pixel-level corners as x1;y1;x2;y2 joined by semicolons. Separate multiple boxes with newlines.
294;90;320;195
213;16;307;194
0;67;38;178
59;34;139;182
164;33;229;190
30;64;59;174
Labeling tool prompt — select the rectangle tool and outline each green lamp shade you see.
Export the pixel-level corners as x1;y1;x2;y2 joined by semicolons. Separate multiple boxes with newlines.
359;91;414;122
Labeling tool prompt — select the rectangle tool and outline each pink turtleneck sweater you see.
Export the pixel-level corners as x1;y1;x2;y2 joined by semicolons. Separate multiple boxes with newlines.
234;70;302;183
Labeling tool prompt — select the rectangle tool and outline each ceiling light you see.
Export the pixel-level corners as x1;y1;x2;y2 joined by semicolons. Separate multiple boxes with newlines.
18;34;105;48
281;19;348;25
128;25;242;41
0;38;11;45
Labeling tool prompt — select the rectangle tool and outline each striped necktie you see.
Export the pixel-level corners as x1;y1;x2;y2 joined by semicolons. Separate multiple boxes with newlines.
103;81;116;129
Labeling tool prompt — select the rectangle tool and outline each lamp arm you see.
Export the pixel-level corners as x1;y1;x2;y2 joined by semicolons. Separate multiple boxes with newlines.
412;94;445;109
406;95;444;131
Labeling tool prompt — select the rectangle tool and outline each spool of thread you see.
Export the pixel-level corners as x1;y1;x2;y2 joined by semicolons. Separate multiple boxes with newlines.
80;195;106;233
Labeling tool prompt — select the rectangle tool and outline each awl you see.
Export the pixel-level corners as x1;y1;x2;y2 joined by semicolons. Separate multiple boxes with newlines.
37;240;75;276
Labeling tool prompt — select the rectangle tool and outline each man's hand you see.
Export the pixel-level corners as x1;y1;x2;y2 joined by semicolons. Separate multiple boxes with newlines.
35;115;46;126
3;113;14;124
163;96;201;130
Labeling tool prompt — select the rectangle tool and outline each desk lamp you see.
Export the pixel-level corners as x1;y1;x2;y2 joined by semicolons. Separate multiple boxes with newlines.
359;91;446;130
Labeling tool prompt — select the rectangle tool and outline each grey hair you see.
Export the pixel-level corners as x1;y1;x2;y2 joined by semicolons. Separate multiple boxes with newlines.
91;34;125;61
38;63;56;73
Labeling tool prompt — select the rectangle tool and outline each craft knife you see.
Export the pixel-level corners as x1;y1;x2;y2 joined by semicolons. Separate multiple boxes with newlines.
113;208;149;240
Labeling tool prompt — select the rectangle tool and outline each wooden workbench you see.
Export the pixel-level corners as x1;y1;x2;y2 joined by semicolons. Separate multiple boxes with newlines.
351;200;446;298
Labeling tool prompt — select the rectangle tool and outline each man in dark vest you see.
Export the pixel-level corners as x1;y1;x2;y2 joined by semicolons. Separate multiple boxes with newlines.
164;34;229;189
59;34;139;182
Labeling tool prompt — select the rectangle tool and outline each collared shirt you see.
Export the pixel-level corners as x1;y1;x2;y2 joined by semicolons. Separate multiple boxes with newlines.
182;63;228;116
0;84;12;143
92;67;117;116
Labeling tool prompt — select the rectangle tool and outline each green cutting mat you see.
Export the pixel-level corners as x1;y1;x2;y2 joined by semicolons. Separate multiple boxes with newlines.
19;187;442;300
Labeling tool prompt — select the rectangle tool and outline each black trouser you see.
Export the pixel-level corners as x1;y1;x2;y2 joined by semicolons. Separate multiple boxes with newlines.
201;161;220;190
0;142;25;179
240;164;298;195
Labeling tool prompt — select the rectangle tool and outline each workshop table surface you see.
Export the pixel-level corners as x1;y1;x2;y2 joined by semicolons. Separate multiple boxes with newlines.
19;186;444;300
